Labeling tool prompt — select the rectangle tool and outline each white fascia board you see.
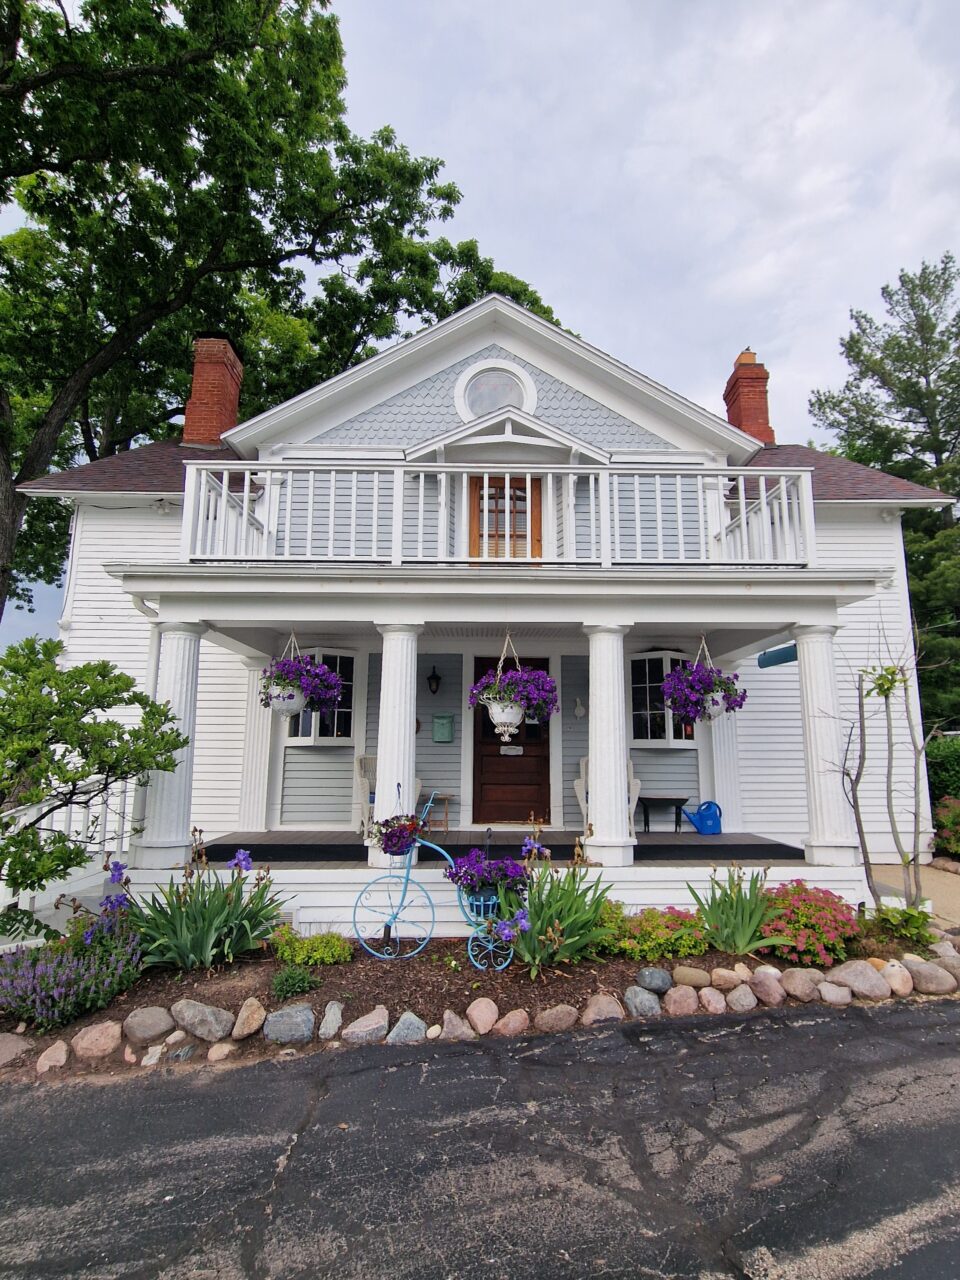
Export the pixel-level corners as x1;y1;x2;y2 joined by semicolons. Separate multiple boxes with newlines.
222;294;760;462
404;406;610;463
816;497;952;509
21;489;183;504
263;445;406;462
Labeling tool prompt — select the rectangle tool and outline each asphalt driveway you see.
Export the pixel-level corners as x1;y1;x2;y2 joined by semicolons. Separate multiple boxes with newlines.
2;1000;960;1279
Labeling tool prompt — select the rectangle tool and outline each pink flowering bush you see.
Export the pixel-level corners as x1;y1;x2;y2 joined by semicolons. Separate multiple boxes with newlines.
760;881;860;968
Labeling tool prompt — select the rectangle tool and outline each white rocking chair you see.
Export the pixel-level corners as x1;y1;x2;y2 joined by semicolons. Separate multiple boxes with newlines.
573;755;641;839
356;755;422;836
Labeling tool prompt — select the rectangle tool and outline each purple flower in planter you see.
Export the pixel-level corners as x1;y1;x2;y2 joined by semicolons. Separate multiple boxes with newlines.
468;666;559;722
444;848;530;893
260;655;343;712
661;661;747;724
227;848;254;872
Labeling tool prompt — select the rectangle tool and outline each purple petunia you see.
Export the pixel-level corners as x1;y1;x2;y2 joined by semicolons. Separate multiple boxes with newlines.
468;666;559;722
260;656;342;712
227;849;254;872
661;661;747;724
444;848;530;893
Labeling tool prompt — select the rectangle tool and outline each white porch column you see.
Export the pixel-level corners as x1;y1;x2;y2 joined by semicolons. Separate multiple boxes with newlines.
794;624;860;865
710;708;743;833
583;625;633;866
369;624;422;868
237;658;274;833
133;623;204;868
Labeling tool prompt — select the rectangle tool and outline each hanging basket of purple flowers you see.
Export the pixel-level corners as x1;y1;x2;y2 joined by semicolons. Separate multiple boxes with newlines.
444;847;530;920
260;634;343;718
661;639;747;724
468;633;558;742
370;813;425;858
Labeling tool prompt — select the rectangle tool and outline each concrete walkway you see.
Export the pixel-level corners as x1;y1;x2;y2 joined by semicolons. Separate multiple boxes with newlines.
874;864;960;928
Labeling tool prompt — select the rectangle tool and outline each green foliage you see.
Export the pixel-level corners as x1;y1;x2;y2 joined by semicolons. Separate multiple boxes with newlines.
933;797;960;858
871;905;935;948
688;868;791;956
760;881;861;968
927;736;960;804
272;964;321;1001
0;2;557;614
127;867;285;970
808;253;960;729
270;924;353;966
597;900;707;963
0;637;187;938
501;867;612;979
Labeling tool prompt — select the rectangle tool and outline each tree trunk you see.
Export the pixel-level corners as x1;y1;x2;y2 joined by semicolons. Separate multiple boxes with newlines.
0;475;27;625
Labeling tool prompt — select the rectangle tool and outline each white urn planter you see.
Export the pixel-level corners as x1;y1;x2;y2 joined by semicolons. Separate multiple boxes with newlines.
483;698;525;742
267;685;307;718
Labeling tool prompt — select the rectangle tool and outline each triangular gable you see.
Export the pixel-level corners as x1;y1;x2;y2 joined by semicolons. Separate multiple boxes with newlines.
225;294;762;462
404;406;610;463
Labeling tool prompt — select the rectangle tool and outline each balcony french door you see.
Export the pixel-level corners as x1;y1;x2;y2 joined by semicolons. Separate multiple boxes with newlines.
468;476;542;560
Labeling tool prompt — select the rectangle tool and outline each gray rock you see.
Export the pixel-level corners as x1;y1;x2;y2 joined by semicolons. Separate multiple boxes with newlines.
141;1044;165;1067
534;1004;579;1033
385;1011;427;1046
0;1033;31;1068
827;960;892;1001
819;981;852;1007
672;965;710;989
341;1005;389;1045
231;997;267;1040
783;967;825;985
123;1006;175;1048
931;953;960;983
317;1000;344;1041
167;1044;197;1063
902;959;959;995
623;986;662;1018
439;1009;476;1042
698;987;727;1015
726;984;758;1013
781;970;820;1003
663;986;699;1017
263;1004;317;1044
929;940;959;960
749;972;785;1007
170;999;235;1042
635;966;672;995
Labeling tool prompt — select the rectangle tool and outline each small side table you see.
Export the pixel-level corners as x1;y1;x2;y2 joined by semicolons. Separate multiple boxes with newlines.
638;796;690;834
427;794;451;834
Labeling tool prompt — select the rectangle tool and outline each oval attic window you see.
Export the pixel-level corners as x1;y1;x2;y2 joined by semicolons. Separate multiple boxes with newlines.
464;368;525;418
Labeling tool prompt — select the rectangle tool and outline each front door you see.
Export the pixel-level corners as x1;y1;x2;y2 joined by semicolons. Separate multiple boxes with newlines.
472;656;551;824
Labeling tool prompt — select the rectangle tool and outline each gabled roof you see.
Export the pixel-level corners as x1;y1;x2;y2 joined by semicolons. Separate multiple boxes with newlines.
18;441;232;497
224;294;763;461
403;407;610;463
748;444;951;505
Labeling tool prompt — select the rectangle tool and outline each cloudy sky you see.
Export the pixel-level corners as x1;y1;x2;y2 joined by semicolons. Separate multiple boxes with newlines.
3;0;957;645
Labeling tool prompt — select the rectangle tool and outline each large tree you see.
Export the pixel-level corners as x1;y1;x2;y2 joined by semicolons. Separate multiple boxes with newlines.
809;253;960;728
0;1;556;616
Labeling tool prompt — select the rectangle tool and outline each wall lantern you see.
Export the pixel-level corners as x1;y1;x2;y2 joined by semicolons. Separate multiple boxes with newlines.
426;666;442;696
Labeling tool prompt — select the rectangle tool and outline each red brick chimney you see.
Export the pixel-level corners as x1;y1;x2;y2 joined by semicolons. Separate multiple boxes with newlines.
182;335;243;445
723;349;775;446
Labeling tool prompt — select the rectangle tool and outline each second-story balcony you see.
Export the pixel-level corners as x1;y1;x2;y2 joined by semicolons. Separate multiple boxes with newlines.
180;462;816;570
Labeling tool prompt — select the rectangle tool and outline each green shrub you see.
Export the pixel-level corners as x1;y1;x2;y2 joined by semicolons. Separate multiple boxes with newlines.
689;868;791;956
127;867;285;970
272;964;321;1001
500;867;611;979
934;796;960;858
270;925;353;966
760;881;861;968
927;736;960;805
870;905;935;948
598;900;707;962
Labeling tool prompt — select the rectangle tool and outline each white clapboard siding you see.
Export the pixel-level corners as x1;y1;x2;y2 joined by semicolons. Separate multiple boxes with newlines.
738;507;927;855
281;747;355;825
60;502;246;840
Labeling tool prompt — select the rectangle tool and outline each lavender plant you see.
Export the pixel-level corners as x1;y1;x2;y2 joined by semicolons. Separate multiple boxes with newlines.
661;661;747;724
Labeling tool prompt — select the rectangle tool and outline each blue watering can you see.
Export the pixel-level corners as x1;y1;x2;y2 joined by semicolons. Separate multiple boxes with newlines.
682;801;723;835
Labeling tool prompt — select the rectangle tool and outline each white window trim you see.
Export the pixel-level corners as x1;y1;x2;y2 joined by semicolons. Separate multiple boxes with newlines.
453;358;538;424
285;647;359;747
629;650;699;749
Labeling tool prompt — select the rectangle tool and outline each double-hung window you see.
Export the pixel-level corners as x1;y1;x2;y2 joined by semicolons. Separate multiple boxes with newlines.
287;652;355;743
630;653;695;744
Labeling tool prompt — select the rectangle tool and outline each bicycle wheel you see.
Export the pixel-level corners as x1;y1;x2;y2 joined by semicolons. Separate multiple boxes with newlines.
353;874;435;959
467;926;514;972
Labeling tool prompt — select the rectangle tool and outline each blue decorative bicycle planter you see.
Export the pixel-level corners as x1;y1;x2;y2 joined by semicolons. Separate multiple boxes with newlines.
352;793;522;970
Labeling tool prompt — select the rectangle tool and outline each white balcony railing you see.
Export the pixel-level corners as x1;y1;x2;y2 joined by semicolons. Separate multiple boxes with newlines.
180;462;816;568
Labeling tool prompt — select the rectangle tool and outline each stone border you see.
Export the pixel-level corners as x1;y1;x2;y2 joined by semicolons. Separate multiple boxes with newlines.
20;937;960;1078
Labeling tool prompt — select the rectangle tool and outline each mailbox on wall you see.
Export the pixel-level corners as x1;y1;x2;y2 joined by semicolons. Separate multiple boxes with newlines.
432;714;455;744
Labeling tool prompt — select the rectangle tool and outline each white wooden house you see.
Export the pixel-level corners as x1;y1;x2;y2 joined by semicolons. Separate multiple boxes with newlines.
21;296;950;931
